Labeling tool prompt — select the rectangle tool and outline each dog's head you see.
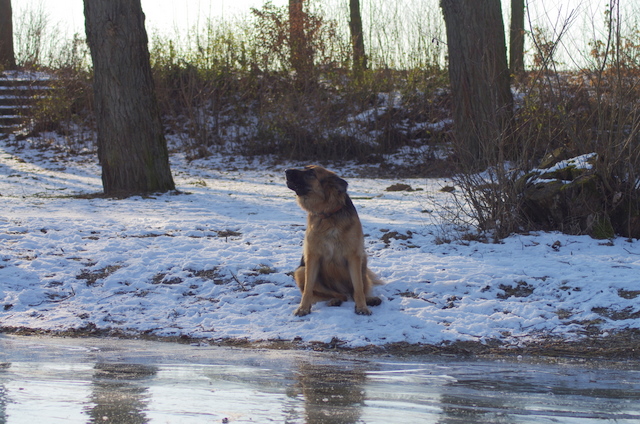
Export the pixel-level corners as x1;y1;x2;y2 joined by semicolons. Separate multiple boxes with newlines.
285;165;348;214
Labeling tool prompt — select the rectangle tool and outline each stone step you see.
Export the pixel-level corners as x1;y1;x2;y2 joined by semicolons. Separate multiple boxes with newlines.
0;94;49;108
0;71;56;132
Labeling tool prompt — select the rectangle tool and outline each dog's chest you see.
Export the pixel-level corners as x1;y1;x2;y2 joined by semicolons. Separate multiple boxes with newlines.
305;224;342;256
306;224;339;241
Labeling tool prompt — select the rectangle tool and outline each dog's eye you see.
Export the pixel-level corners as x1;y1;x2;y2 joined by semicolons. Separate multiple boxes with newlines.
304;171;316;180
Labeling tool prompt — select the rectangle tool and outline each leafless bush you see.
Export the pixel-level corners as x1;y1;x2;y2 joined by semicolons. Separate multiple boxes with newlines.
13;2;67;69
9;2;92;147
144;3;448;162
451;0;640;240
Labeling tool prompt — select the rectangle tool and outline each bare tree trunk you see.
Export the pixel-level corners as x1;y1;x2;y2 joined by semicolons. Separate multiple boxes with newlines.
84;0;174;196
289;0;312;79
440;0;513;165
0;0;16;69
509;0;525;75
349;0;367;76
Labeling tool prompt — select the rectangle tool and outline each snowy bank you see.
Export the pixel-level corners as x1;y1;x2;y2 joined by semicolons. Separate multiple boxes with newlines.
1;136;640;351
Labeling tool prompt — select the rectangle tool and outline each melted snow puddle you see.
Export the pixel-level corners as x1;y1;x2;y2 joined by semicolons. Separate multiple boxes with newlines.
0;336;639;423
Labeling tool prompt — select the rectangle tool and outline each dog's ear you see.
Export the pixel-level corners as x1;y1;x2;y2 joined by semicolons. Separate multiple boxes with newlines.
327;175;348;193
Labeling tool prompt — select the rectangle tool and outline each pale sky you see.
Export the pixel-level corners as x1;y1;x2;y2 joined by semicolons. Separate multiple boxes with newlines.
12;0;603;37
12;0;289;36
11;0;613;69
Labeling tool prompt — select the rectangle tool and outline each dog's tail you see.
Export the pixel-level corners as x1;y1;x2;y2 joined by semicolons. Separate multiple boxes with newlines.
366;269;385;286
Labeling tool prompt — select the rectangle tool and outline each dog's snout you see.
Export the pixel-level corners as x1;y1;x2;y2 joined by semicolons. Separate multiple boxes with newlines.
285;168;306;184
285;168;310;195
285;168;305;176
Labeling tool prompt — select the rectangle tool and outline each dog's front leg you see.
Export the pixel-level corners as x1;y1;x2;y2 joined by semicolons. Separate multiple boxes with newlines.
349;257;371;315
294;255;319;316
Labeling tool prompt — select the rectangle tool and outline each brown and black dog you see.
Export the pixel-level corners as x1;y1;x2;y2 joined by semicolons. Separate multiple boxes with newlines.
285;165;382;316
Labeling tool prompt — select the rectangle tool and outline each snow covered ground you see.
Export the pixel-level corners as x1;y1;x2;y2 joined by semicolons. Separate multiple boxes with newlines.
1;135;640;349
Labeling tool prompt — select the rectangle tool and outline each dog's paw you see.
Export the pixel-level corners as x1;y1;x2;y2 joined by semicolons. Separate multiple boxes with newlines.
366;296;382;307
327;298;343;307
294;306;311;317
355;305;372;315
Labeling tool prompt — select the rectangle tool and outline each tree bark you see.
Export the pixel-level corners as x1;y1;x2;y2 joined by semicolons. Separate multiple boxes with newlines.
509;0;525;74
288;0;312;79
440;0;513;165
84;0;174;196
348;0;367;76
0;0;16;69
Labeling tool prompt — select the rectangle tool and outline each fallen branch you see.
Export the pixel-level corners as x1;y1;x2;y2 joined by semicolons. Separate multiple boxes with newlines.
29;287;76;307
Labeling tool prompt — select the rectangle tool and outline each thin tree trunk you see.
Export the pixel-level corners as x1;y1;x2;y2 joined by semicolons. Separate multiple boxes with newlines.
510;0;525;74
289;0;312;79
84;0;174;196
349;0;367;76
0;0;16;69
440;0;513;165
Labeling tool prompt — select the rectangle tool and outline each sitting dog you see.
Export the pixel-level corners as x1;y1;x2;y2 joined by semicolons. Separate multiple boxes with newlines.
285;165;382;316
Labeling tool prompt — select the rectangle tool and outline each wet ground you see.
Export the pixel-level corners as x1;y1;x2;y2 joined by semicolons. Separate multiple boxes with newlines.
0;335;639;423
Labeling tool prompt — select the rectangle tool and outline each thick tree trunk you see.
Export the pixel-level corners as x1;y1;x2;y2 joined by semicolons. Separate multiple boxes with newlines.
509;0;525;74
84;0;174;196
349;0;367;75
440;0;513;165
0;0;16;69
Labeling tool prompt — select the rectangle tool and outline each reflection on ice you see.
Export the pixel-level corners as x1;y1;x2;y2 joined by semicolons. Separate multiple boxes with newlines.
0;336;639;423
87;363;157;424
291;362;367;423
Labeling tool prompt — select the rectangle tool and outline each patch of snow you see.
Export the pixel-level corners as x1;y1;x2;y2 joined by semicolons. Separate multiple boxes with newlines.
541;153;597;173
1;136;639;348
412;119;453;133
